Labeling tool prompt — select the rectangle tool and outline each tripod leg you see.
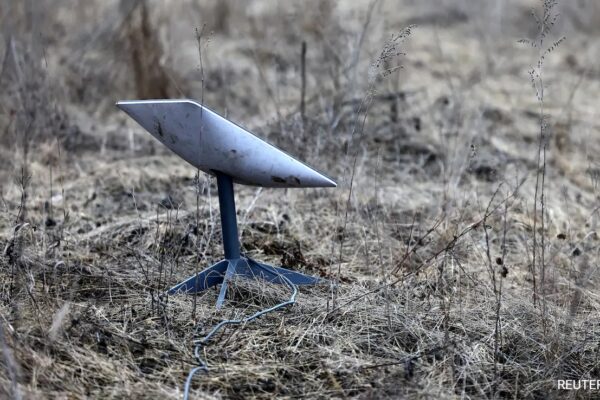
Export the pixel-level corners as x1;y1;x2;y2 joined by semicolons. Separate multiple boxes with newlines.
216;258;240;309
244;258;323;285
167;260;228;294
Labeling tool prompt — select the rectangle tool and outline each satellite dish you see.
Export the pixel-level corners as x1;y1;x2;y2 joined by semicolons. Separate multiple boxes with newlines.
117;99;335;308
116;99;336;188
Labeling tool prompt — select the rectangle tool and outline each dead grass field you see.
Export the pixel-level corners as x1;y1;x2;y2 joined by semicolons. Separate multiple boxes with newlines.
1;0;600;398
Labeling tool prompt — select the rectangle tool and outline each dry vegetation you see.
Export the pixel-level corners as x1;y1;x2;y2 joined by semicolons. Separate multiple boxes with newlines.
1;0;600;398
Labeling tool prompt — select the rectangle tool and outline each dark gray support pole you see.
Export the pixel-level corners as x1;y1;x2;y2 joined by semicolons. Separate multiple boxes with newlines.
216;172;240;260
215;172;240;308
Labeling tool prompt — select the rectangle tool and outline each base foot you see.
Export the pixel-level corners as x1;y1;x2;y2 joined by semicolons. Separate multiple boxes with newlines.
167;256;323;308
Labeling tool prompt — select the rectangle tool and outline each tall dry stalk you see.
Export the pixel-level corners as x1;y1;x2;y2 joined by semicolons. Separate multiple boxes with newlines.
519;0;565;335
333;22;414;309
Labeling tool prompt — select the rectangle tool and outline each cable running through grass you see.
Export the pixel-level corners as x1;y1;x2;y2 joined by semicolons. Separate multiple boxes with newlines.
182;264;298;400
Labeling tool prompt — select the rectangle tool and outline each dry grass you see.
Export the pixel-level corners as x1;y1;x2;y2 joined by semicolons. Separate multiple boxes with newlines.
1;0;600;398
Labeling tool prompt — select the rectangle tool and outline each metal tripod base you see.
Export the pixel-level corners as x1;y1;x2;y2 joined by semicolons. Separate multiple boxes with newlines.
168;257;322;308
